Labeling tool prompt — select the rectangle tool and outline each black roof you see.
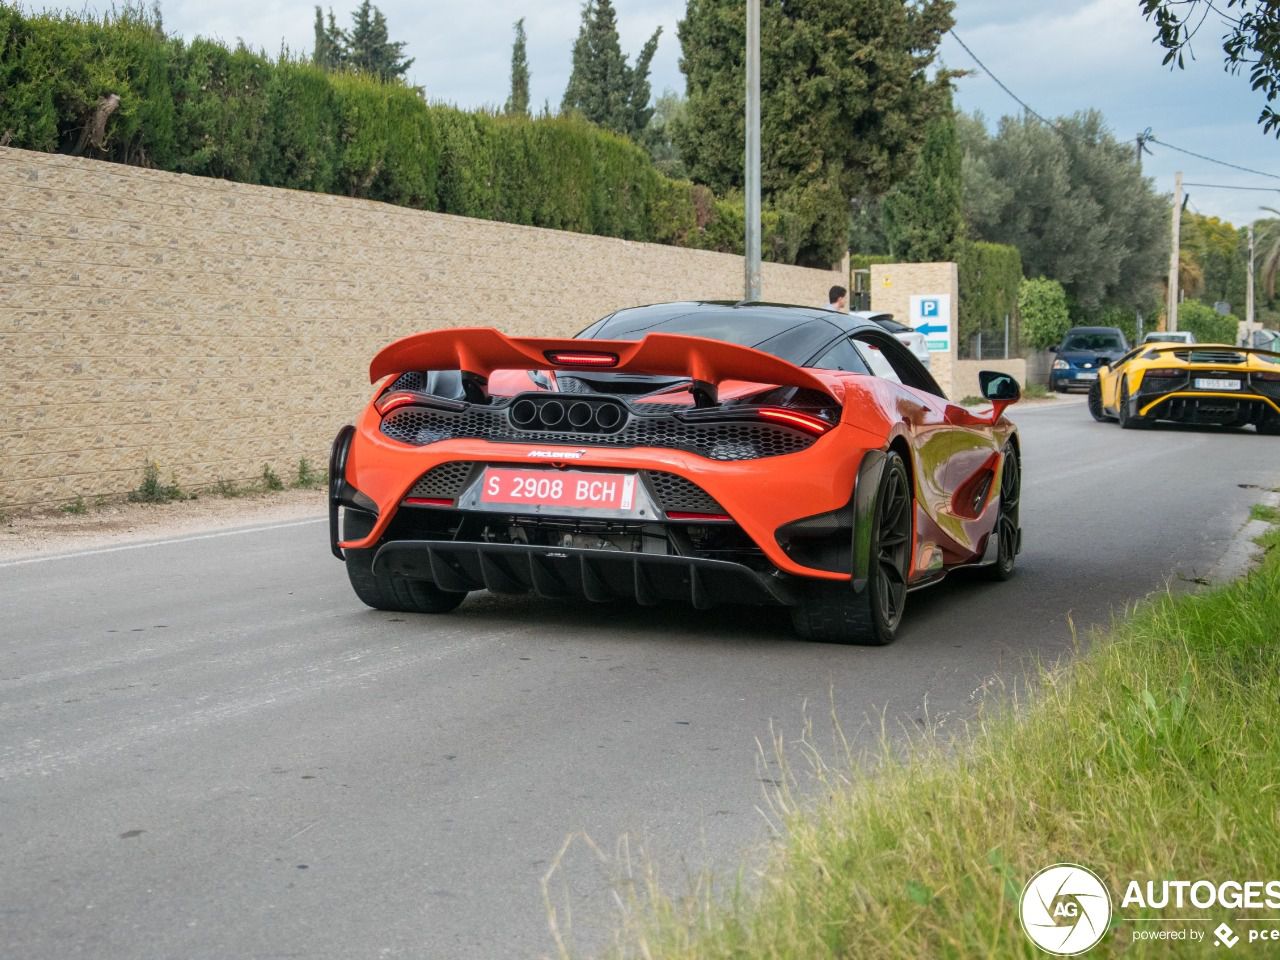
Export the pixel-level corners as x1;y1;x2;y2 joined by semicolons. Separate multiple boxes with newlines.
577;301;879;367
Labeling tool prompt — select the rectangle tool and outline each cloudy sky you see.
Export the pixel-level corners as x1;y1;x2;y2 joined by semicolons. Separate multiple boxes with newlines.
22;0;1280;224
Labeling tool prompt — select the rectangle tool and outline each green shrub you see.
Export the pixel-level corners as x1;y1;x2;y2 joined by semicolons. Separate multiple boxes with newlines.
0;6;828;264
261;463;284;492
1178;299;1239;345
259;61;339;193
294;458;324;489
1018;276;1071;350
170;39;272;181
60;495;87;515
958;240;1022;345
127;461;185;503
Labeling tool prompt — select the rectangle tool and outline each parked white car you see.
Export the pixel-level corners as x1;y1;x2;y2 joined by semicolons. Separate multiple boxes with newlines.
850;311;931;369
1140;331;1196;345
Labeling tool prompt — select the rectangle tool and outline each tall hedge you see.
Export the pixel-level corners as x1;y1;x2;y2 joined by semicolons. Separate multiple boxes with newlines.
0;7;838;266
957;240;1023;346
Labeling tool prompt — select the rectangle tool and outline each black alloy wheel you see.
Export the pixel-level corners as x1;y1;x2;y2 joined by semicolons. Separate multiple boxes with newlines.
1087;380;1111;422
983;444;1020;581
791;452;912;645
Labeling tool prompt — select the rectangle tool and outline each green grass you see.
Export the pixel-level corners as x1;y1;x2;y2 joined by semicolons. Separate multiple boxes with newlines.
1021;382;1051;400
598;508;1280;959
1249;502;1280;524
59;495;87;515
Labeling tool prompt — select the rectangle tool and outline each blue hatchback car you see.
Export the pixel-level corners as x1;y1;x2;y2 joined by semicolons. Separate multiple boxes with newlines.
1050;326;1129;392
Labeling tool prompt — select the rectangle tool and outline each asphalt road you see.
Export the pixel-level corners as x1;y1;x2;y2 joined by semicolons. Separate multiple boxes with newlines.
2;400;1277;959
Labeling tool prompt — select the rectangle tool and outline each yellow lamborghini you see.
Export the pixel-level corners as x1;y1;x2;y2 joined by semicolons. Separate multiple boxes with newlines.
1088;342;1280;433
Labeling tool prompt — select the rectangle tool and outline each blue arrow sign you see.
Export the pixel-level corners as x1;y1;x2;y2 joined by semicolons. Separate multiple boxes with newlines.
916;321;947;336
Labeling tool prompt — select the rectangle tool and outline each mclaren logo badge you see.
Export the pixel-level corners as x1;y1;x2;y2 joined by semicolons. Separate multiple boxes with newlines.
526;449;588;460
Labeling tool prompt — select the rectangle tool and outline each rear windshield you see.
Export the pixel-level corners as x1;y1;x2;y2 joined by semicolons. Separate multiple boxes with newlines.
1063;332;1126;351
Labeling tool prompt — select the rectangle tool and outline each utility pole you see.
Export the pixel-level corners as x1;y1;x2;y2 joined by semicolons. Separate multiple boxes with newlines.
1135;127;1151;172
1247;224;1256;344
743;0;761;302
1167;171;1182;332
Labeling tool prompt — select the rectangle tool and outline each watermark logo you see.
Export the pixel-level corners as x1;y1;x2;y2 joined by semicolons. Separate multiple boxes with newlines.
1020;863;1113;956
1214;923;1239;948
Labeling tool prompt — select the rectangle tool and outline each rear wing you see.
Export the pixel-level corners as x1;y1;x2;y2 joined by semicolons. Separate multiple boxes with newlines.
368;327;838;404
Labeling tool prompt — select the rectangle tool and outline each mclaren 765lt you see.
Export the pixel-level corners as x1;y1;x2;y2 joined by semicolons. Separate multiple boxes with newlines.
1087;341;1280;433
329;302;1023;645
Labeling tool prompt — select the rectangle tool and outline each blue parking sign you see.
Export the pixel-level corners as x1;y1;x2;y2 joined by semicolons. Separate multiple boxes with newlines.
921;298;939;318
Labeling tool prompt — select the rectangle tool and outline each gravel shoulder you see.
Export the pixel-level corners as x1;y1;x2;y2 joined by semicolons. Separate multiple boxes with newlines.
0;488;326;561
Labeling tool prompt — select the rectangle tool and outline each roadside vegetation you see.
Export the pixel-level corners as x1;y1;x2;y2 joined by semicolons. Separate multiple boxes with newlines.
596;506;1280;958
115;459;322;510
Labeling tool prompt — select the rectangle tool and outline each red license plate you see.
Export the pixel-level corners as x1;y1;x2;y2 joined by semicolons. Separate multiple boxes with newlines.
479;468;637;512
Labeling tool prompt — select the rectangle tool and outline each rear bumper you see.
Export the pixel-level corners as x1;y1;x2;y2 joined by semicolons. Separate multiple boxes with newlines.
1136;390;1280;423
1050;371;1098;390
373;540;798;608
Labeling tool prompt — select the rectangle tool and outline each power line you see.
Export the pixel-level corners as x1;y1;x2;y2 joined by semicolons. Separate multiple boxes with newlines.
947;30;1060;131
1147;137;1280;181
948;29;1280;181
1183;182;1280;192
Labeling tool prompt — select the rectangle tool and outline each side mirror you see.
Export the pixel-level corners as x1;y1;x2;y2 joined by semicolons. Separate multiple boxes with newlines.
979;370;1021;420
1048;344;1058;352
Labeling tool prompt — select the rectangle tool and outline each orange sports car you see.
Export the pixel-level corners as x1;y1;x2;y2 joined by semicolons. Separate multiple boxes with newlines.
329;302;1023;644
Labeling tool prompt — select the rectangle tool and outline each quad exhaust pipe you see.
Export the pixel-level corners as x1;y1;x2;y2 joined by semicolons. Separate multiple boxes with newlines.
508;395;626;433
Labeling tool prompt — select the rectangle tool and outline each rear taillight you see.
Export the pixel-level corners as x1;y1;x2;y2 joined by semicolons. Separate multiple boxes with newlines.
1143;368;1183;378
376;390;425;415
403;496;453;507
1253;371;1280;382
544;350;619;367
755;407;833;436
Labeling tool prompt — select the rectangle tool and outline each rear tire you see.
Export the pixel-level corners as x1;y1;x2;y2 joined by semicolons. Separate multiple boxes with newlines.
1118;380;1149;430
1259;414;1280;436
342;510;468;614
1087;381;1111;422
981;443;1020;581
791;452;911;646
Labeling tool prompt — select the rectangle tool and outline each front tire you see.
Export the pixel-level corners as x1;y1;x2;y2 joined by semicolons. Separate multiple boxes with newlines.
342;510;468;614
791;452;912;645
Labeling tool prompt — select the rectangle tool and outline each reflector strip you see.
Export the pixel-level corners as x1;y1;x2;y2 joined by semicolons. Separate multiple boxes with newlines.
666;511;733;522
403;497;453;506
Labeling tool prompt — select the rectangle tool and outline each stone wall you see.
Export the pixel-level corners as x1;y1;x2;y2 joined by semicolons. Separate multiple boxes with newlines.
868;261;958;396
0;147;841;508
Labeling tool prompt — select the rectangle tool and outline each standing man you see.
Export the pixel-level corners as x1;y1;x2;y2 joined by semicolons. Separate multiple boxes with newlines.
827;285;848;312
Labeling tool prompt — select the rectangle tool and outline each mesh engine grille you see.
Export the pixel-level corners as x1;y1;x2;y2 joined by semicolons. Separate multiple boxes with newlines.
408;462;478;499
390;371;427;391
379;405;814;461
645;472;725;514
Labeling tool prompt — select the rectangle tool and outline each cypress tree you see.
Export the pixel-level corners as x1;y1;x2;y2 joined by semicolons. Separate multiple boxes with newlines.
345;1;414;82
562;0;660;138
505;18;530;116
